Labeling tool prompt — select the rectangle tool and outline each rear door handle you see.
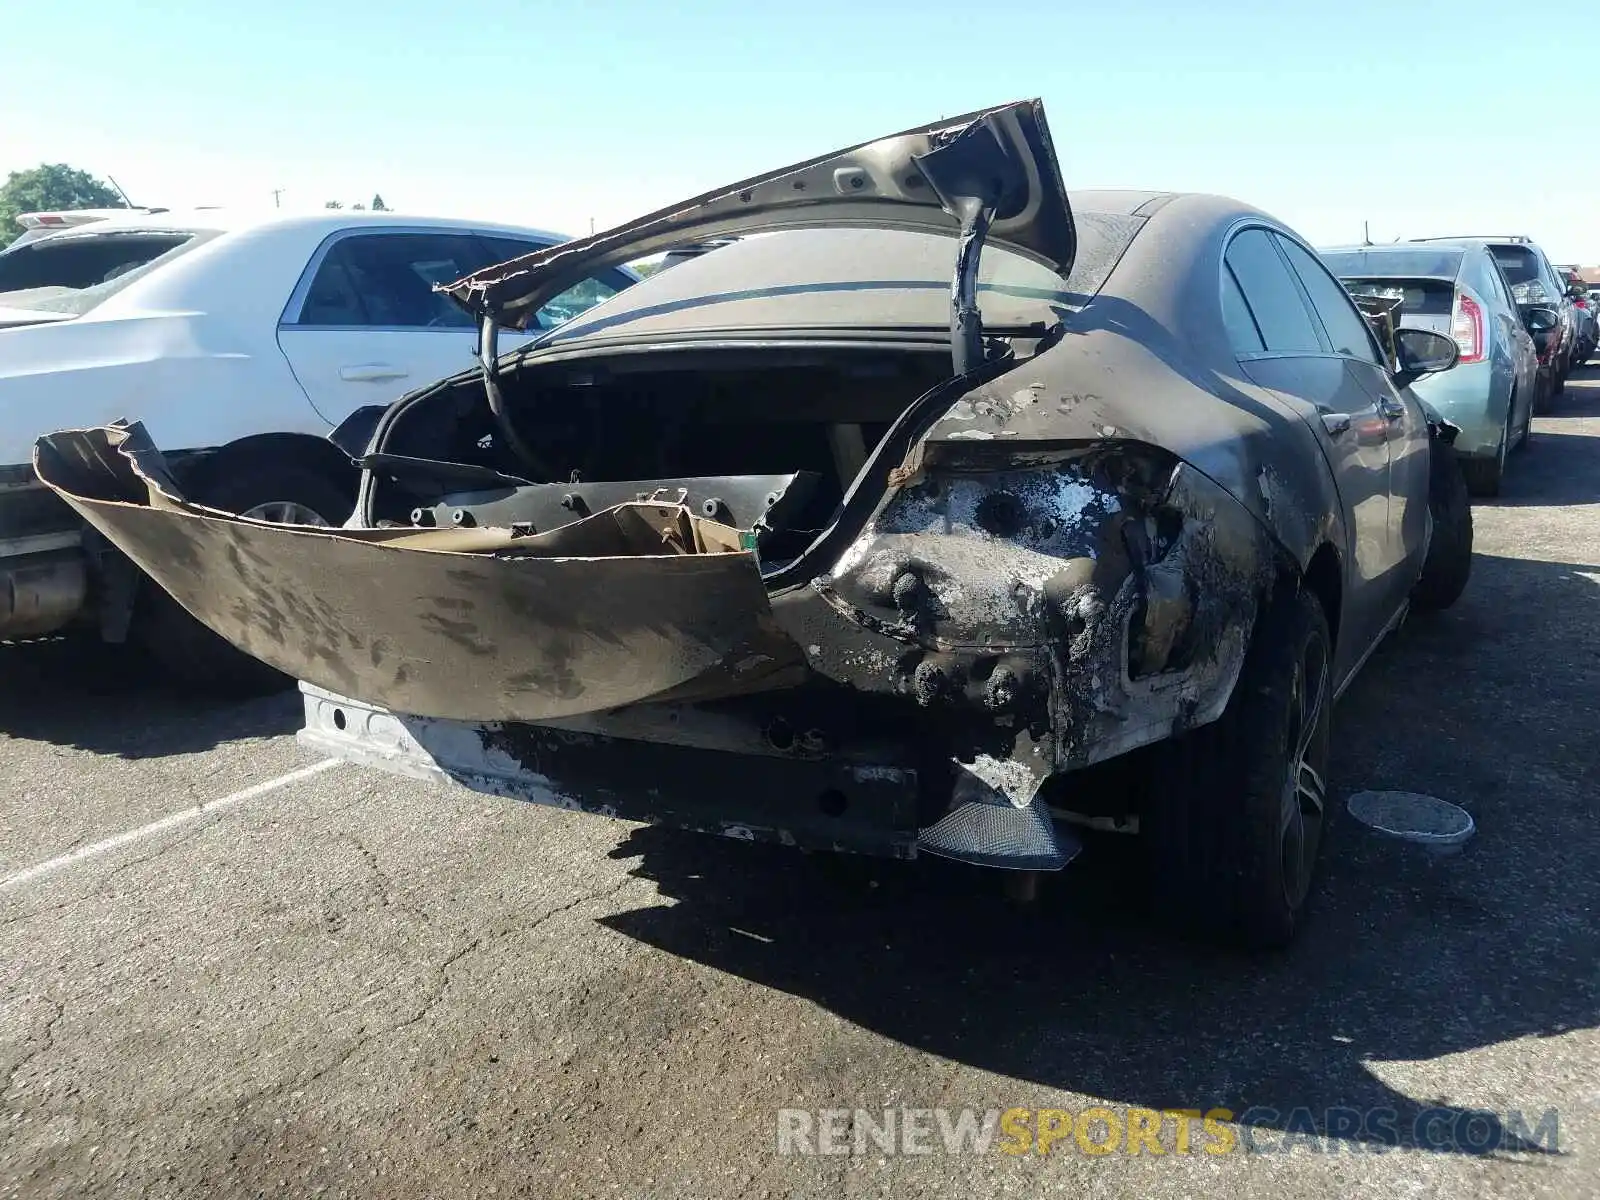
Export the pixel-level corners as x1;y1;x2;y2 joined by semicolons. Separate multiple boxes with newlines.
339;363;409;383
1319;410;1352;435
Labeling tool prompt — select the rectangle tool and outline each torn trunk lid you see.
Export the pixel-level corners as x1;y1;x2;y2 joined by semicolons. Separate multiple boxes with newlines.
440;99;1076;332
35;423;810;722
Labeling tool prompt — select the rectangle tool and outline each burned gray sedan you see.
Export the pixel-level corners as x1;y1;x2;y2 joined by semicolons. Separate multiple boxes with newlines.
36;100;1474;947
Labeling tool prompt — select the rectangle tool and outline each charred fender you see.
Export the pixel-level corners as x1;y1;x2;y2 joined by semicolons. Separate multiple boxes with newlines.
805;443;1280;791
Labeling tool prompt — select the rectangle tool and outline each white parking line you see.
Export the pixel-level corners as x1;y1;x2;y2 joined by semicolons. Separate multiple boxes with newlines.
1;759;341;892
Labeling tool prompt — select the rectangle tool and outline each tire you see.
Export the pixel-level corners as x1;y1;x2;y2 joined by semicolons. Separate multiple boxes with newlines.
1459;408;1510;497
1532;372;1552;416
134;461;353;695
1144;585;1333;950
1410;440;1473;613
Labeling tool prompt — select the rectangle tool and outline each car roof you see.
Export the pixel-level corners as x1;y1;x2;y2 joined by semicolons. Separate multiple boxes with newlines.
22;208;573;244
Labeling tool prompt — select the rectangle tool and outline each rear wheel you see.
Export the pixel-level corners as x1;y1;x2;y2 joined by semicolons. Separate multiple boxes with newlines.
1532;372;1552;416
1144;585;1332;950
1411;440;1473;612
134;461;352;695
1460;409;1510;497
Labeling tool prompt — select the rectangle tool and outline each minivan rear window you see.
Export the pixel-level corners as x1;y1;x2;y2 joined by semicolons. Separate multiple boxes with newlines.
0;230;205;316
1487;247;1536;285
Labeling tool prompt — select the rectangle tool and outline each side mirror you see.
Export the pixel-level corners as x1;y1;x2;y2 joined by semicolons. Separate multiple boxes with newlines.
1522;304;1561;334
1392;327;1460;389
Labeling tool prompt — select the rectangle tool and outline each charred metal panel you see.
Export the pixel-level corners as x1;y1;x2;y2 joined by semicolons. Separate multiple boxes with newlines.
919;327;1342;575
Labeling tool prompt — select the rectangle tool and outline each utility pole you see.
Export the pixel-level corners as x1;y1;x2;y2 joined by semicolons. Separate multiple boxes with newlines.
1362;220;1372;246
589;216;595;235
271;188;285;209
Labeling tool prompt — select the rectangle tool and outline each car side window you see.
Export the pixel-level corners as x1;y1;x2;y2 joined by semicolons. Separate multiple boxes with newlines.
1275;235;1383;365
1223;229;1323;354
477;235;630;331
296;233;484;329
1478;253;1515;312
1221;264;1265;353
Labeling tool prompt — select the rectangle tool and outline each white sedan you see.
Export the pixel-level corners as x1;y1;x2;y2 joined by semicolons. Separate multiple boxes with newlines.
0;208;633;688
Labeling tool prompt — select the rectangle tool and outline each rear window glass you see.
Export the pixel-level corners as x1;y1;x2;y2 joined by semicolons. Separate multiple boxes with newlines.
1341;278;1455;318
537;211;1142;347
0;231;203;316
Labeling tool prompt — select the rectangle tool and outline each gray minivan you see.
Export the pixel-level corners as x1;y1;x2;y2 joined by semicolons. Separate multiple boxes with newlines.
1320;241;1541;495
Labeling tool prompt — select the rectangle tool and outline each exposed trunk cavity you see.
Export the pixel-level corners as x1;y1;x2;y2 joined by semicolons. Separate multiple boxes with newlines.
363;344;964;568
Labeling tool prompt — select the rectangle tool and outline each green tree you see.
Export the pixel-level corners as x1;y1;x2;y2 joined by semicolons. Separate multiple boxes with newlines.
324;200;343;209
0;164;123;235
370;193;387;211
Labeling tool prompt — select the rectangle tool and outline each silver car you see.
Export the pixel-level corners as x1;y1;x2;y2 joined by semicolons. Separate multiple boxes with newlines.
1321;241;1541;496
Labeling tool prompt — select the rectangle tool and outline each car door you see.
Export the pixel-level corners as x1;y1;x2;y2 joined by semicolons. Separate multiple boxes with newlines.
277;229;499;426
1222;227;1395;675
1477;251;1538;435
1274;234;1428;619
277;228;633;428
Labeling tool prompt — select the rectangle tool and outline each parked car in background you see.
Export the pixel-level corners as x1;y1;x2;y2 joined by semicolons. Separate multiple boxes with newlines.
1412;235;1576;402
1561;269;1596;366
37;100;1476;949
0;209;635;688
1321;240;1540;494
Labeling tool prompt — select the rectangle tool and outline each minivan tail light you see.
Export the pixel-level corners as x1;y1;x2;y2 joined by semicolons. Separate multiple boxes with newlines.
1451;291;1485;364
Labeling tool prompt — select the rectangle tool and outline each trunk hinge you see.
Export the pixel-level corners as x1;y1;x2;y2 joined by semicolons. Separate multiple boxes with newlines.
911;119;1022;378
478;313;550;478
949;196;996;377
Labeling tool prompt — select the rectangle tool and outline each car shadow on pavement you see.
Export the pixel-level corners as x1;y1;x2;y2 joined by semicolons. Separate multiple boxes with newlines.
0;635;299;757
598;549;1599;1156
1484;429;1600;508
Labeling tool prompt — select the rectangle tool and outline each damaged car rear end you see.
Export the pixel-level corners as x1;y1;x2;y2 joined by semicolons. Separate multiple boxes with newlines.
34;100;1463;948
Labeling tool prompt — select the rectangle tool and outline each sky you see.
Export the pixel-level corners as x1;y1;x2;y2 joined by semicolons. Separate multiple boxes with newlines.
3;0;1596;263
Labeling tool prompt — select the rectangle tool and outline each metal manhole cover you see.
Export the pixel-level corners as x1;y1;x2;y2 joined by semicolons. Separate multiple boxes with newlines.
1347;790;1475;850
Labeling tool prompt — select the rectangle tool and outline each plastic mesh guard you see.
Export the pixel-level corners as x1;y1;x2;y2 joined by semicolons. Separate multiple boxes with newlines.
917;794;1079;871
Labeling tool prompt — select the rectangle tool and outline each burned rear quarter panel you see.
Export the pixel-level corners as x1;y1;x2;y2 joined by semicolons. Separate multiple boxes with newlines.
924;193;1346;579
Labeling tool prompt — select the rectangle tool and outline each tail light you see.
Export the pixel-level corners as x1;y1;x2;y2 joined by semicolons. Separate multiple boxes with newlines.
1451;291;1486;364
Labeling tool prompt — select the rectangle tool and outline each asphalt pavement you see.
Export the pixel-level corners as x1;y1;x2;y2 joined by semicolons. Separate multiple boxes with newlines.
3;369;1598;1199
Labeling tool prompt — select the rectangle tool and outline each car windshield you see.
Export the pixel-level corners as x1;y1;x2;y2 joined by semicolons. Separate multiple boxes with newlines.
0;230;208;315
